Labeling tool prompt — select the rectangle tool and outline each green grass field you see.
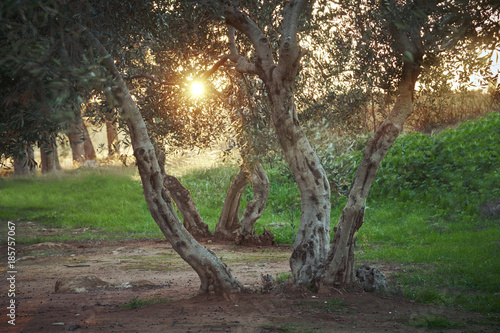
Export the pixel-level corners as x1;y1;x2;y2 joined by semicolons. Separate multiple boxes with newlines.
1;113;499;313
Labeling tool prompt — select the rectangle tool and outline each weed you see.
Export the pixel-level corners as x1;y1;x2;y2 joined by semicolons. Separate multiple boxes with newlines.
324;298;350;313
411;315;462;329
121;295;171;309
275;272;292;283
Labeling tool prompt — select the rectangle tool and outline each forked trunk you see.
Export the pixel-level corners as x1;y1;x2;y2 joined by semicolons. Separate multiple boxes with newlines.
269;84;331;290
214;167;251;242
92;34;242;294
322;63;420;287
164;174;212;239
224;0;329;289
238;163;273;245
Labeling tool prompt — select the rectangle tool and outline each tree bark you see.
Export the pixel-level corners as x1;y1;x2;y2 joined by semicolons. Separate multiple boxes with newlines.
239;163;271;243
225;1;330;290
40;136;61;173
105;116;120;157
82;120;96;160
163;174;212;239
13;144;36;176
269;83;331;290
322;61;421;287
67;111;96;163
67;112;87;164
214;167;251;242
91;33;242;294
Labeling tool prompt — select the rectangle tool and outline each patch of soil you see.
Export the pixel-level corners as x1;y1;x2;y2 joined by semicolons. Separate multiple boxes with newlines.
1;222;497;332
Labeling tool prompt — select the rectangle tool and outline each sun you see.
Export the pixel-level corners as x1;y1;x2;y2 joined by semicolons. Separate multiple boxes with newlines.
191;81;205;97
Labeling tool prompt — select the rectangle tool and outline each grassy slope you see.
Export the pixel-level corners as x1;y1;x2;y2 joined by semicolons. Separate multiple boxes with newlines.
0;113;498;312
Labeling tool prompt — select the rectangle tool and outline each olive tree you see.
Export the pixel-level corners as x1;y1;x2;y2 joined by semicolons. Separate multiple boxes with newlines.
321;0;500;287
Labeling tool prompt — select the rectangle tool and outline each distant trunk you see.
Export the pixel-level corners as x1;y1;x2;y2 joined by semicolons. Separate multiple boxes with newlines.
40;136;61;173
67;113;86;164
215;162;273;245
164;174;212;239
13;144;36;176
67;112;96;163
106;116;120;157
238;163;273;245
214;167;251;242
93;34;242;294
322;62;421;287
82;120;96;160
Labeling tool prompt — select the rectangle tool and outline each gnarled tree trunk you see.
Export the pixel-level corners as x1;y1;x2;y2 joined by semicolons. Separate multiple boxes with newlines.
214;167;251;242
92;33;242;294
164;174;212;239
269;84;331;290
225;1;330;290
322;61;421;287
238;163;273;245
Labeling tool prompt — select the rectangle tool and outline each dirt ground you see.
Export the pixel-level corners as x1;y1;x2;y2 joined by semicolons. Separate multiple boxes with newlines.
1;221;498;332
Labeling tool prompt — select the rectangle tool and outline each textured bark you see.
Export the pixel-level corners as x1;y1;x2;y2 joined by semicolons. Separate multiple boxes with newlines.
13;145;36;176
240;164;270;233
40;137;61;174
226;0;330;289
92;33;242;294
270;84;331;290
322;61;421;288
214;167;251;242
238;163;273;246
105;117;120;156
164;174;212;239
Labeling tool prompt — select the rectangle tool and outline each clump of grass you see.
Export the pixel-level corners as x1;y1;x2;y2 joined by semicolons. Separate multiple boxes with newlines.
324;298;350;313
275;272;292;283
411;315;462;329
121;295;171;309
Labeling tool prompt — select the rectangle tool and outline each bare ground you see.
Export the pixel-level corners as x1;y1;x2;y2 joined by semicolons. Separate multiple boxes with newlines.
1;221;498;333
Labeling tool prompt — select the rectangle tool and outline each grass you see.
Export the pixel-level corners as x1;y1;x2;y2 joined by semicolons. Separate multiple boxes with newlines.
0;168;162;242
1;113;499;313
121;295;172;309
410;314;462;329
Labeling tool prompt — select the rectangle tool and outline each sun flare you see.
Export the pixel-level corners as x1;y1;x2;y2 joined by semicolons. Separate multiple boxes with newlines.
191;81;205;96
